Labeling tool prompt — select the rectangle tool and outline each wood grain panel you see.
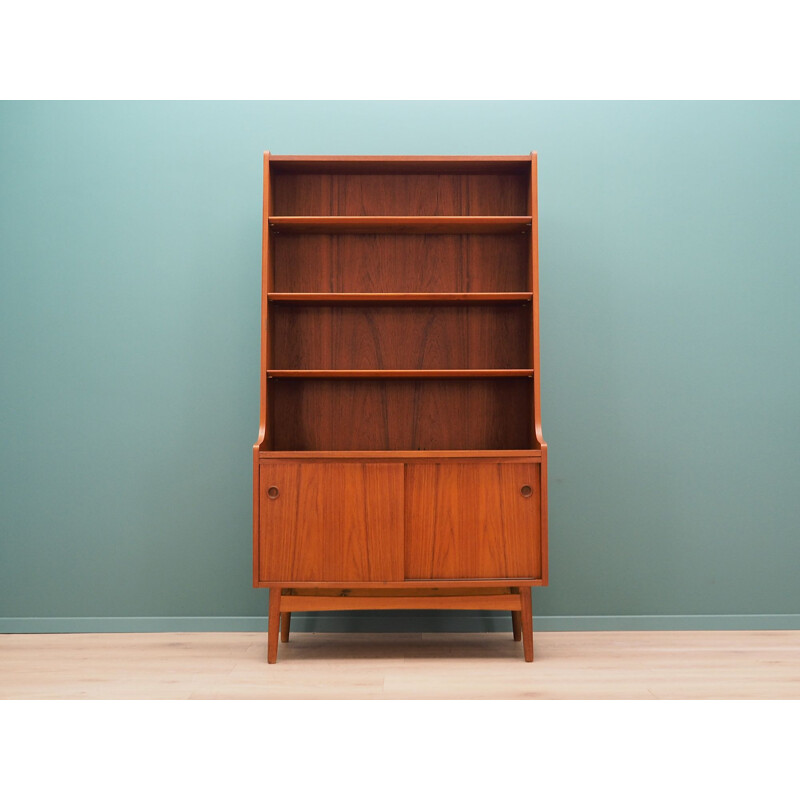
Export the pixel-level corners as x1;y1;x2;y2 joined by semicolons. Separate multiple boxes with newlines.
257;580;545;588
269;216;531;234
405;463;541;579
529;152;549;586
269;379;532;451
272;174;528;216
280;595;522;611
270;155;531;174
253;151;272;585
271;305;530;369
258;450;542;462
272;234;529;293
287;588;513;596
268;370;532;378
520;586;534;661
268;292;532;304
259;463;403;582
267;589;280;663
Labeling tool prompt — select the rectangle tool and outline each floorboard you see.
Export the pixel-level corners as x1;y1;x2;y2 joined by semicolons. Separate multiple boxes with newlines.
1;631;798;699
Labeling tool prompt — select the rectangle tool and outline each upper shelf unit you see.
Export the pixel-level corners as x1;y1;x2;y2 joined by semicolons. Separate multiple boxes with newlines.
261;154;539;452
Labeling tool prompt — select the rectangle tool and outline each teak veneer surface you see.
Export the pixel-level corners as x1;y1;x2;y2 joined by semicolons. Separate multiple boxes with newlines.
268;378;532;451
269;216;532;234
270;304;530;370
268;292;533;304
280;594;522;612
255;154;547;663
269;155;533;174
272;173;529;216
286;587;515;596
267;369;533;378
258;450;542;462
272;234;530;293
259;463;403;582
405;464;542;580
256;580;545;589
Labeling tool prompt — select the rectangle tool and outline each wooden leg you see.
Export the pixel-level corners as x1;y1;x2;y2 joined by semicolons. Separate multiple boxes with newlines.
267;589;281;664
520;587;533;662
280;612;291;642
511;610;522;641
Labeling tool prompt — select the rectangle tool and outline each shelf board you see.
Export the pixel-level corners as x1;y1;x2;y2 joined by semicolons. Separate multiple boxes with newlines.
267;369;533;379
268;216;532;234
258;449;543;462
268;292;532;305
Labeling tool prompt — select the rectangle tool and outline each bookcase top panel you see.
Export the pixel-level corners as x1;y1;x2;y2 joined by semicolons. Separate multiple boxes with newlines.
268;154;533;175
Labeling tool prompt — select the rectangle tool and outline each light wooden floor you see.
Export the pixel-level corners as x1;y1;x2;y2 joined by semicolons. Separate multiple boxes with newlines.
1;631;798;699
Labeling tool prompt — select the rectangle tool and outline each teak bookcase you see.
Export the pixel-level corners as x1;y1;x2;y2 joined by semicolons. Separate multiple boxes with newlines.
253;154;548;662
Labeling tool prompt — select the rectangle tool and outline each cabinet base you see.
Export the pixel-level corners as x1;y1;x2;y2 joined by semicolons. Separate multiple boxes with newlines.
266;587;534;663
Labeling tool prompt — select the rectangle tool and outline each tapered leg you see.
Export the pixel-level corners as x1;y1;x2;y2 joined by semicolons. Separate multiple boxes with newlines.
267;589;281;664
520;587;534;662
511;611;522;641
280;612;291;642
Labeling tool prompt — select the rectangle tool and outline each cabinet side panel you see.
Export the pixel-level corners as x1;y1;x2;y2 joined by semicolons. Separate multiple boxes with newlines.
253;152;271;584
530;152;548;582
405;463;541;579
259;463;404;582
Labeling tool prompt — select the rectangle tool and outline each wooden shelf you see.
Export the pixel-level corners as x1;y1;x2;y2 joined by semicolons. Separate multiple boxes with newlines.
269;155;532;174
267;369;533;379
268;292;532;305
259;450;543;462
268;216;532;234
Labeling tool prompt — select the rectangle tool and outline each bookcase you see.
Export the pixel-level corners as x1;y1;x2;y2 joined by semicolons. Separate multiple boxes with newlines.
253;154;548;662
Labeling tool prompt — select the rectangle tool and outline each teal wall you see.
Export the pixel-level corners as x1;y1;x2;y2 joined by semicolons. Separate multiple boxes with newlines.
2;102;799;632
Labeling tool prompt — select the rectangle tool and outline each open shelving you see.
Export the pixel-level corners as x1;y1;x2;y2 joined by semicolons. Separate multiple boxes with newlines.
257;153;543;454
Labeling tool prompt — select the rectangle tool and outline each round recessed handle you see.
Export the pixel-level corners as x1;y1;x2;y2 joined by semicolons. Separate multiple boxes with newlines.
520;484;532;498
267;486;280;500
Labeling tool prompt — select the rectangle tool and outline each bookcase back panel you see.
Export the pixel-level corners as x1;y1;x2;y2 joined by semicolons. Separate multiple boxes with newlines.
271;305;530;370
269;378;532;451
272;173;528;216
272;234;529;293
